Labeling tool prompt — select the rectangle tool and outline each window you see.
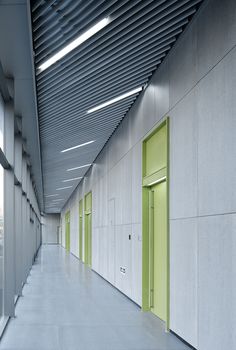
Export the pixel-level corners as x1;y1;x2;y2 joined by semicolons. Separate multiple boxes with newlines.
0;165;3;317
0;93;4;151
0;93;4;317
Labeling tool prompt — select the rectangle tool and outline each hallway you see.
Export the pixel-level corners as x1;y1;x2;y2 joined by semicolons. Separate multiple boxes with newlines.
0;246;190;350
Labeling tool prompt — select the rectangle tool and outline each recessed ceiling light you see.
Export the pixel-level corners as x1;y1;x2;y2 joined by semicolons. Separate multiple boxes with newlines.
45;194;59;197
56;186;73;190
62;177;82;182
67;164;92;171
87;87;143;113
61;140;95;153
38;18;110;72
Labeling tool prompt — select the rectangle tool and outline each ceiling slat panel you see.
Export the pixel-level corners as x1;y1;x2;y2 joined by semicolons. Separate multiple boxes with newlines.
30;0;203;213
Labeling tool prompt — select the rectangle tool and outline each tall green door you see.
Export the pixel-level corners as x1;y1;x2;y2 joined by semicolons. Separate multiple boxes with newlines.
79;199;83;260
149;181;167;322
65;211;70;252
84;192;92;267
142;118;169;328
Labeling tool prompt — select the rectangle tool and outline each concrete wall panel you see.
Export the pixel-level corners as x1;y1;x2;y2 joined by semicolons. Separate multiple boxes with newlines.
42;214;60;244
169;23;197;109
61;1;236;347
198;214;236;350
170;218;198;348
196;0;236;81
170;90;198;219
197;47;236;216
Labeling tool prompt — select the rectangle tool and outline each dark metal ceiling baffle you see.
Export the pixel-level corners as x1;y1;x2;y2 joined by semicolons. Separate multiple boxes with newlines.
30;0;203;213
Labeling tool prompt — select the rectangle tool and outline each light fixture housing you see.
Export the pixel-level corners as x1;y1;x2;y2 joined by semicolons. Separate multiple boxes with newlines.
38;18;110;72
56;186;73;190
62;177;82;183
67;164;92;172
61;140;95;153
87;87;143;113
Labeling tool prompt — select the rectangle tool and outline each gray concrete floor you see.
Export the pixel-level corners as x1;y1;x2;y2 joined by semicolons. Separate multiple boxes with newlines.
0;245;192;350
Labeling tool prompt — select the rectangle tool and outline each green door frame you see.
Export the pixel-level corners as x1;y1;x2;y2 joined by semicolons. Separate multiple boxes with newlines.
65;211;70;252
142;117;170;330
84;191;92;267
79;199;83;260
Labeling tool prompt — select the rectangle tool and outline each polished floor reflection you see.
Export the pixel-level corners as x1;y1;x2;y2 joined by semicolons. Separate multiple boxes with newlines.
0;245;191;350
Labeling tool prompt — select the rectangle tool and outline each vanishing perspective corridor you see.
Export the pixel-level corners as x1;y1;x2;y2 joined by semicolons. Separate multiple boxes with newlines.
0;1;235;349
0;246;190;350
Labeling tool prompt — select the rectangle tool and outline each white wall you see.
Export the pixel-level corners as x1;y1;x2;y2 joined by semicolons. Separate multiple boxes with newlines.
61;0;236;348
42;214;60;244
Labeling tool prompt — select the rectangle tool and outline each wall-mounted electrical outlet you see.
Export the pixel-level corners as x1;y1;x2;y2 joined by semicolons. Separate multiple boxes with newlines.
120;267;126;274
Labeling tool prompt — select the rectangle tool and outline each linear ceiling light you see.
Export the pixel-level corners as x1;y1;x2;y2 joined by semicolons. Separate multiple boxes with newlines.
56;186;73;190
61;140;95;153
52;199;64;202
67;164;92;172
38;18;110;72
62;177;82;183
87;87;143;113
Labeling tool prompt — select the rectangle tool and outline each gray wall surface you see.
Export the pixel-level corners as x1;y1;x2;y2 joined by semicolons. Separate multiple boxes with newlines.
42;214;60;244
61;0;236;348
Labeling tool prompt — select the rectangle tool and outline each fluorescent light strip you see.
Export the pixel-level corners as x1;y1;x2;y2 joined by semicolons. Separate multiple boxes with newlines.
52;199;64;202
38;18;110;72
67;164;92;172
45;194;59;197
87;87;143;113
61;140;95;153
56;186;73;191
62;177;82;183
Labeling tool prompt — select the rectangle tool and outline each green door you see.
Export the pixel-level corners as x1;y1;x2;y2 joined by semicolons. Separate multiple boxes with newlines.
84;192;92;267
149;181;167;322
79;199;83;260
142;118;169;328
65;211;70;252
